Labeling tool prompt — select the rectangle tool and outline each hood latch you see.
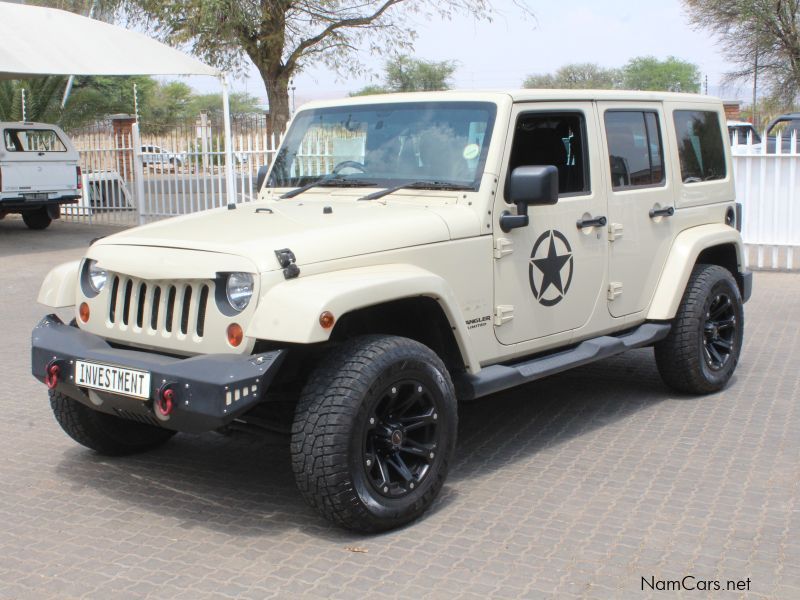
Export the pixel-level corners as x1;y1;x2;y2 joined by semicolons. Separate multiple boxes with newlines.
275;248;300;279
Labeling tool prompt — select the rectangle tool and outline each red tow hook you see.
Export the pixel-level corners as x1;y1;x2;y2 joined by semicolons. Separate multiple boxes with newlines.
156;386;175;417
44;362;61;390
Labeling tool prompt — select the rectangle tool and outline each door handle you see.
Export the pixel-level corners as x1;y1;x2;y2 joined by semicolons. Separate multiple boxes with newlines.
576;215;607;229
649;206;674;219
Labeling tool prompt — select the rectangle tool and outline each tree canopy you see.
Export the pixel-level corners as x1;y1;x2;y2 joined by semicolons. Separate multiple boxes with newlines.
523;63;621;90
523;57;700;93
351;56;457;95
683;0;800;103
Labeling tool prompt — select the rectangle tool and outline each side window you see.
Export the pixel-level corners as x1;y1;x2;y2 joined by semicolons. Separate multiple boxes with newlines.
7;129;67;152
506;112;589;198
673;110;726;183
604;111;665;190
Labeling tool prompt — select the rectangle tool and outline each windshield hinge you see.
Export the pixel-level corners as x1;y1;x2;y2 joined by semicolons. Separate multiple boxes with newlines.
494;237;514;259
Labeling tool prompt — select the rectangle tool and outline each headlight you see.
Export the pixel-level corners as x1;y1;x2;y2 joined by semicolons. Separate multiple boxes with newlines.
226;272;254;311
87;259;107;293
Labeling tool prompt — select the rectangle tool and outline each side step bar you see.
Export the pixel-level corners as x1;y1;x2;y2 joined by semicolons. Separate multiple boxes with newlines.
457;323;670;400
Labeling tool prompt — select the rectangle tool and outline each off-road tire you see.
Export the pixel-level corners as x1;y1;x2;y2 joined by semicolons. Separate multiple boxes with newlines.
291;335;457;532
50;391;175;455
655;264;744;394
22;208;52;230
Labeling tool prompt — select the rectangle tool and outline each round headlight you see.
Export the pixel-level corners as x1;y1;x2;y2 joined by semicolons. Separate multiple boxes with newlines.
87;259;107;293
226;272;254;312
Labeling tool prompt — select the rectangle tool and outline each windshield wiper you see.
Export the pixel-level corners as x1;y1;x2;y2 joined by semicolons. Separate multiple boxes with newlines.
359;180;474;201
280;177;376;199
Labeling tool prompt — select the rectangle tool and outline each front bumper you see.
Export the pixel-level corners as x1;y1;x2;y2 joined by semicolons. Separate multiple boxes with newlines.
31;314;286;433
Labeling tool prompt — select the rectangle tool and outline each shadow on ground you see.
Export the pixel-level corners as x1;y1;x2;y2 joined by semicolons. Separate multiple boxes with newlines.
55;346;675;541
0;217;126;259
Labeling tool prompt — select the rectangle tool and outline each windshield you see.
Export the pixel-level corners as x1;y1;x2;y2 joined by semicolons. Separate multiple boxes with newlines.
268;101;497;190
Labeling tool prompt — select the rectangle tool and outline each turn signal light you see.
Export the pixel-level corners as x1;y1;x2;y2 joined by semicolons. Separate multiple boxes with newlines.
319;311;335;329
79;302;90;323
227;323;243;347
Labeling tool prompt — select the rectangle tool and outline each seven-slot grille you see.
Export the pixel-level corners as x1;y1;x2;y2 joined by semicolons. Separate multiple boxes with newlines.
107;274;211;338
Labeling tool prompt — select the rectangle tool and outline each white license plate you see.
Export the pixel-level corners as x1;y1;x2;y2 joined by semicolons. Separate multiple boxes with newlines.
23;193;49;201
74;360;151;400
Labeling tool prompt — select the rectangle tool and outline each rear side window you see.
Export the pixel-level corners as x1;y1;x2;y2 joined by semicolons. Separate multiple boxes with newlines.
3;128;67;152
673;110;726;183
605;111;665;189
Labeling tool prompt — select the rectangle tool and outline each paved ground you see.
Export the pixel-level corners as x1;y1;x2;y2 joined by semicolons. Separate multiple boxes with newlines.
1;215;798;599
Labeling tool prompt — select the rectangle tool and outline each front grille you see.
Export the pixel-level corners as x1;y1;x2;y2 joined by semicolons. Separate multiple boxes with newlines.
107;274;211;339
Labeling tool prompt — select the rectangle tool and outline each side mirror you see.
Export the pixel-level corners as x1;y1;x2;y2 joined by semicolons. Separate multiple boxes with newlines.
500;165;559;232
256;165;270;193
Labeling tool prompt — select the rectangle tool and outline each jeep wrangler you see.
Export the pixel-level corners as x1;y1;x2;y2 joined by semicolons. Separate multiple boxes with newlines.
32;91;752;532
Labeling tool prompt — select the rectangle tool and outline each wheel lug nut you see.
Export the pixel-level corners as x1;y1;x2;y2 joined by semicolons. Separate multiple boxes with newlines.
433;413;438;420
366;459;372;466
410;482;415;489
417;386;422;393
429;452;435;458
369;417;375;425
383;486;389;493
391;387;397;394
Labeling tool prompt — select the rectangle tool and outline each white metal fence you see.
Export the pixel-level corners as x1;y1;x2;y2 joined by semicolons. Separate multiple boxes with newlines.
61;121;800;270
732;130;800;269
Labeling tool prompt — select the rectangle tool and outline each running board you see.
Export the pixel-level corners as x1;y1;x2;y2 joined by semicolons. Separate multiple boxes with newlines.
457;323;670;400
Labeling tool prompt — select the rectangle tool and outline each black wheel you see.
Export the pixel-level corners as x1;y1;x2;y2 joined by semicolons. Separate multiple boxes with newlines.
291;335;457;532
50;391;175;456
22;208;52;230
655;264;744;394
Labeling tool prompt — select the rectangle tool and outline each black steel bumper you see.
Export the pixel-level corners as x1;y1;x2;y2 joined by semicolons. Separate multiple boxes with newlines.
1;195;80;210
31;314;286;433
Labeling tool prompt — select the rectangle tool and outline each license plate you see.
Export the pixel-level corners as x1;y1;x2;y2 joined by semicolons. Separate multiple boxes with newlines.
23;193;49;201
74;360;151;400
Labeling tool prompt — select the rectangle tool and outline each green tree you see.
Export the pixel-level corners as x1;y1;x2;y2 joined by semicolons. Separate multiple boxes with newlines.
621;56;701;93
523;63;620;89
683;0;800;104
187;91;263;120
0;77;68;122
351;56;457;96
123;0;530;134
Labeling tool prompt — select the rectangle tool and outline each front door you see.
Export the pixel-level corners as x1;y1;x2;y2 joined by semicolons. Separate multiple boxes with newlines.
493;103;608;345
597;102;676;318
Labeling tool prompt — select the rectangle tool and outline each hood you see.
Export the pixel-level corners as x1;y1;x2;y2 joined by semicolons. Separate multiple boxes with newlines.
94;191;481;273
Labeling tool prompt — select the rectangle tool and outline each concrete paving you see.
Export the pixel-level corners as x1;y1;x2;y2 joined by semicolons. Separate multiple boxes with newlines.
1;215;797;599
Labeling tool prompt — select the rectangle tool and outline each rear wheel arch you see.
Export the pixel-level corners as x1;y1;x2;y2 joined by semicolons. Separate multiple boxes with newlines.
696;243;747;298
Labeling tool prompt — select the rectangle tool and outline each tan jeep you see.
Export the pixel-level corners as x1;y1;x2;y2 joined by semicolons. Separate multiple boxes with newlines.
32;90;751;532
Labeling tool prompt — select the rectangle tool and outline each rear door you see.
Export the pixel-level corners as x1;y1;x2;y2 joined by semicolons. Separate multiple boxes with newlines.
1;127;77;193
597;102;676;317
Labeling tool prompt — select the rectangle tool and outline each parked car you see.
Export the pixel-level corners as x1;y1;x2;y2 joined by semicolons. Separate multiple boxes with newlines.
62;170;135;217
33;90;751;532
0;122;82;229
764;113;800;153
140;145;185;168
727;120;762;154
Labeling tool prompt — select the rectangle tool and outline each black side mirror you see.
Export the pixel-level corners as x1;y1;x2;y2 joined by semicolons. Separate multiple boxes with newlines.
500;165;559;232
256;165;270;193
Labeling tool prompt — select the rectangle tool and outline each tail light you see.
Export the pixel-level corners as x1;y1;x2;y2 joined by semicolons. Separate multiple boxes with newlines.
76;166;82;190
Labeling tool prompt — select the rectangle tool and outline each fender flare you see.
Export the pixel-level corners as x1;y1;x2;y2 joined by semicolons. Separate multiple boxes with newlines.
647;224;745;320
37;260;80;307
247;264;480;372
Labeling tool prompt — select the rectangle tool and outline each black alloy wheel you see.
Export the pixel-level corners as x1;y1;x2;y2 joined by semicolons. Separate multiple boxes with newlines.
702;292;737;370
363;380;440;498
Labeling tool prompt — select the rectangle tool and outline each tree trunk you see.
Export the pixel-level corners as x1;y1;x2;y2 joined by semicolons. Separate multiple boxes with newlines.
262;73;291;137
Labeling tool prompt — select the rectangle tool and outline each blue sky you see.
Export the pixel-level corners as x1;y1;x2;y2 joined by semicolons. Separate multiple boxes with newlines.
196;0;744;106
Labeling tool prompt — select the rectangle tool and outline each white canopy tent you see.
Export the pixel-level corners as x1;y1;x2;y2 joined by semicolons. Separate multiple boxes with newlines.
0;1;238;208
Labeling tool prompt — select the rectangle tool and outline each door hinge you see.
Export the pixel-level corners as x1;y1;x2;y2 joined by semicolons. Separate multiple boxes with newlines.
608;223;624;242
494;237;514;259
494;305;515;326
608;282;623;301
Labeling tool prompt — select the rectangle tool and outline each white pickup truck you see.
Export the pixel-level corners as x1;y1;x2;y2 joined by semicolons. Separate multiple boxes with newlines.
0;122;82;229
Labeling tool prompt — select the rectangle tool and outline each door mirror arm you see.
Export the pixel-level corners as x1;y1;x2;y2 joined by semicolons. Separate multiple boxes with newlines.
500;203;529;232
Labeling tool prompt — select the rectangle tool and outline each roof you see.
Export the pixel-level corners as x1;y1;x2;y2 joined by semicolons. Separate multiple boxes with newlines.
298;89;722;111
0;3;218;79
